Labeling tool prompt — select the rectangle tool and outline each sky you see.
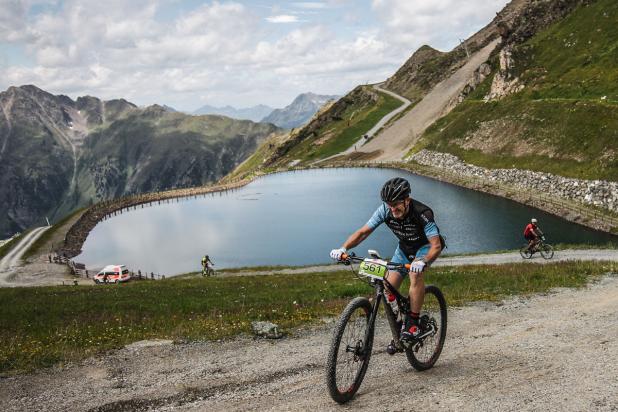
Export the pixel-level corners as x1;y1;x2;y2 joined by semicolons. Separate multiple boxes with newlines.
0;0;510;112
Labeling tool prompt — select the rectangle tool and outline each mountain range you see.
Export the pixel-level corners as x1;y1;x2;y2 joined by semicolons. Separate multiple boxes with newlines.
194;93;339;129
261;93;339;129
0;85;280;237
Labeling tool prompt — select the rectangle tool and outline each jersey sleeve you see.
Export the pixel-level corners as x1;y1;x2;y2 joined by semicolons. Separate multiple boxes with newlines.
420;210;439;239
366;204;388;230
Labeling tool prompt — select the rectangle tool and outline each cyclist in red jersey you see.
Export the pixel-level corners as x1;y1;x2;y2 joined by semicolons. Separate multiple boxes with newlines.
523;218;544;252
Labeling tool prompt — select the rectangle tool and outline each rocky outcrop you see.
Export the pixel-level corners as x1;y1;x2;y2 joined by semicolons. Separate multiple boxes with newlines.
444;62;494;114
410;150;618;212
485;45;524;100
383;45;446;99
499;0;595;45
485;0;595;100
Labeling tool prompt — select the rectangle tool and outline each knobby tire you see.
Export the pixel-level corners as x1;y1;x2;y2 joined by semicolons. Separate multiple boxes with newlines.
520;245;533;259
540;244;554;259
406;285;447;371
326;297;375;404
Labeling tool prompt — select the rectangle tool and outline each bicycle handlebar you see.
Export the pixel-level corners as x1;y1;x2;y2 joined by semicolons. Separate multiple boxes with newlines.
340;252;411;271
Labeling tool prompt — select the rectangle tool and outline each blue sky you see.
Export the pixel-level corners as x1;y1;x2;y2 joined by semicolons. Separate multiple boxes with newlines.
0;0;509;111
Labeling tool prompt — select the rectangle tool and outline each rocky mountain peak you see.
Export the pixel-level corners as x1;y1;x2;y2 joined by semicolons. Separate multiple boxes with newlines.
261;92;339;129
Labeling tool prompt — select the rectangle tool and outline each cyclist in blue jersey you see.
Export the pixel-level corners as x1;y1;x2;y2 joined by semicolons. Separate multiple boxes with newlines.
330;177;443;340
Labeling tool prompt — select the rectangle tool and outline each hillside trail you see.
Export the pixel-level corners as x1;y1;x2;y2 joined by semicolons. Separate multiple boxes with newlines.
1;248;617;287
359;38;500;161
2;272;616;411
0;226;50;283
313;84;412;165
218;248;618;278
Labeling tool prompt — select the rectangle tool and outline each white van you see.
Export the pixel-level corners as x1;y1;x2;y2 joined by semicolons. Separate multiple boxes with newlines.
94;265;131;284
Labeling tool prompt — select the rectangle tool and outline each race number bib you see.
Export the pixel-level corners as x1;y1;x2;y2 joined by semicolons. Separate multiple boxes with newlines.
358;259;388;279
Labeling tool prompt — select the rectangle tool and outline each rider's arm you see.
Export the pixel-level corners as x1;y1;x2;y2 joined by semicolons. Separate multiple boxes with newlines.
535;227;544;237
342;225;374;250
422;235;442;265
419;211;442;265
339;204;386;251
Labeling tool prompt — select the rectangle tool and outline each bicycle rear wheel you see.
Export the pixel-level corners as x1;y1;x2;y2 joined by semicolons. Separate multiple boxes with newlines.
540;244;554;259
326;297;374;404
519;245;533;259
406;285;447;371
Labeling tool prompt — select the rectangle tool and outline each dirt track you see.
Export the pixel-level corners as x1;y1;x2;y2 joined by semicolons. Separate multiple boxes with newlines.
359;38;500;161
2;272;617;411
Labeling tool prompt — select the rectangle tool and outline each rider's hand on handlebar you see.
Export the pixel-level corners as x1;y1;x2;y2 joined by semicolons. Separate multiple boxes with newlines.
409;259;426;273
330;247;347;261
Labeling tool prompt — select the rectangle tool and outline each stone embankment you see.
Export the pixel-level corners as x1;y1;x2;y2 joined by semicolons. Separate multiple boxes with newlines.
410;149;618;212
60;179;251;258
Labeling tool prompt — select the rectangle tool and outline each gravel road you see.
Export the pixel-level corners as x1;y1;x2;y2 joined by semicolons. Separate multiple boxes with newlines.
2;271;617;411
0;226;50;284
220;248;618;278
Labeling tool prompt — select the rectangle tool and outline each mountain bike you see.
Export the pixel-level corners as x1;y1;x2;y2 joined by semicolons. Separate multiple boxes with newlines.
202;264;215;277
519;236;554;260
325;250;447;404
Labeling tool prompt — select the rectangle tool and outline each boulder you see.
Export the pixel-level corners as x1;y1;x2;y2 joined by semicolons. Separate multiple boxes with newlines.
251;321;283;339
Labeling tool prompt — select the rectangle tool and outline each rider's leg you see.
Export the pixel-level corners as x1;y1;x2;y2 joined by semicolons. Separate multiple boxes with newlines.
386;246;409;297
401;245;431;339
409;245;430;315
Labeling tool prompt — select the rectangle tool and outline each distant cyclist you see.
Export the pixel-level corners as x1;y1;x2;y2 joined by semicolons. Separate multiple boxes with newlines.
523;218;544;252
330;177;443;340
201;254;214;276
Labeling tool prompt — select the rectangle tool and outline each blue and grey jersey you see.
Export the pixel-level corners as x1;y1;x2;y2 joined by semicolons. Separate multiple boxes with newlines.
367;200;439;259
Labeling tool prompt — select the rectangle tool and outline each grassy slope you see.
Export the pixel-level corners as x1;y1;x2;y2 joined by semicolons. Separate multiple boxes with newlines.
234;89;403;175
1;260;615;373
418;0;618;180
0;230;31;261
291;90;403;162
23;208;87;259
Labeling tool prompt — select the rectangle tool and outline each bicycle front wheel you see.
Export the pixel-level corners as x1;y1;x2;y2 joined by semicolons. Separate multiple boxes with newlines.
540;244;554;259
326;297;374;404
406;285;447;371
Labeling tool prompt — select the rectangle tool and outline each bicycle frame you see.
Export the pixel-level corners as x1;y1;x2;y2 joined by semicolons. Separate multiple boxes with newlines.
360;270;416;355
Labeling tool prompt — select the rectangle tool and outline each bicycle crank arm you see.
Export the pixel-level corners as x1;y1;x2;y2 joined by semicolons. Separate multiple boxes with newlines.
399;325;437;346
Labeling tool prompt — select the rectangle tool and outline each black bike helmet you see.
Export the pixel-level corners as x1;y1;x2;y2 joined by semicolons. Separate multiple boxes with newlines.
380;177;410;202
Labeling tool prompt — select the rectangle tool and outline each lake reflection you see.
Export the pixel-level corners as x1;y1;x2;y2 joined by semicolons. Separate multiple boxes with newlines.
77;168;617;275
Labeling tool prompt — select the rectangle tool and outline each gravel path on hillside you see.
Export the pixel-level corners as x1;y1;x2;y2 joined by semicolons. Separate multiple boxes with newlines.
2;273;616;411
219;248;618;277
2;248;617;287
0;226;50;282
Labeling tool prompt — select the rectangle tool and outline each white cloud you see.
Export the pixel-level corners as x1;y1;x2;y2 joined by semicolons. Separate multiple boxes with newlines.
265;14;300;23
371;0;510;51
293;2;328;9
0;0;35;42
0;0;512;110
